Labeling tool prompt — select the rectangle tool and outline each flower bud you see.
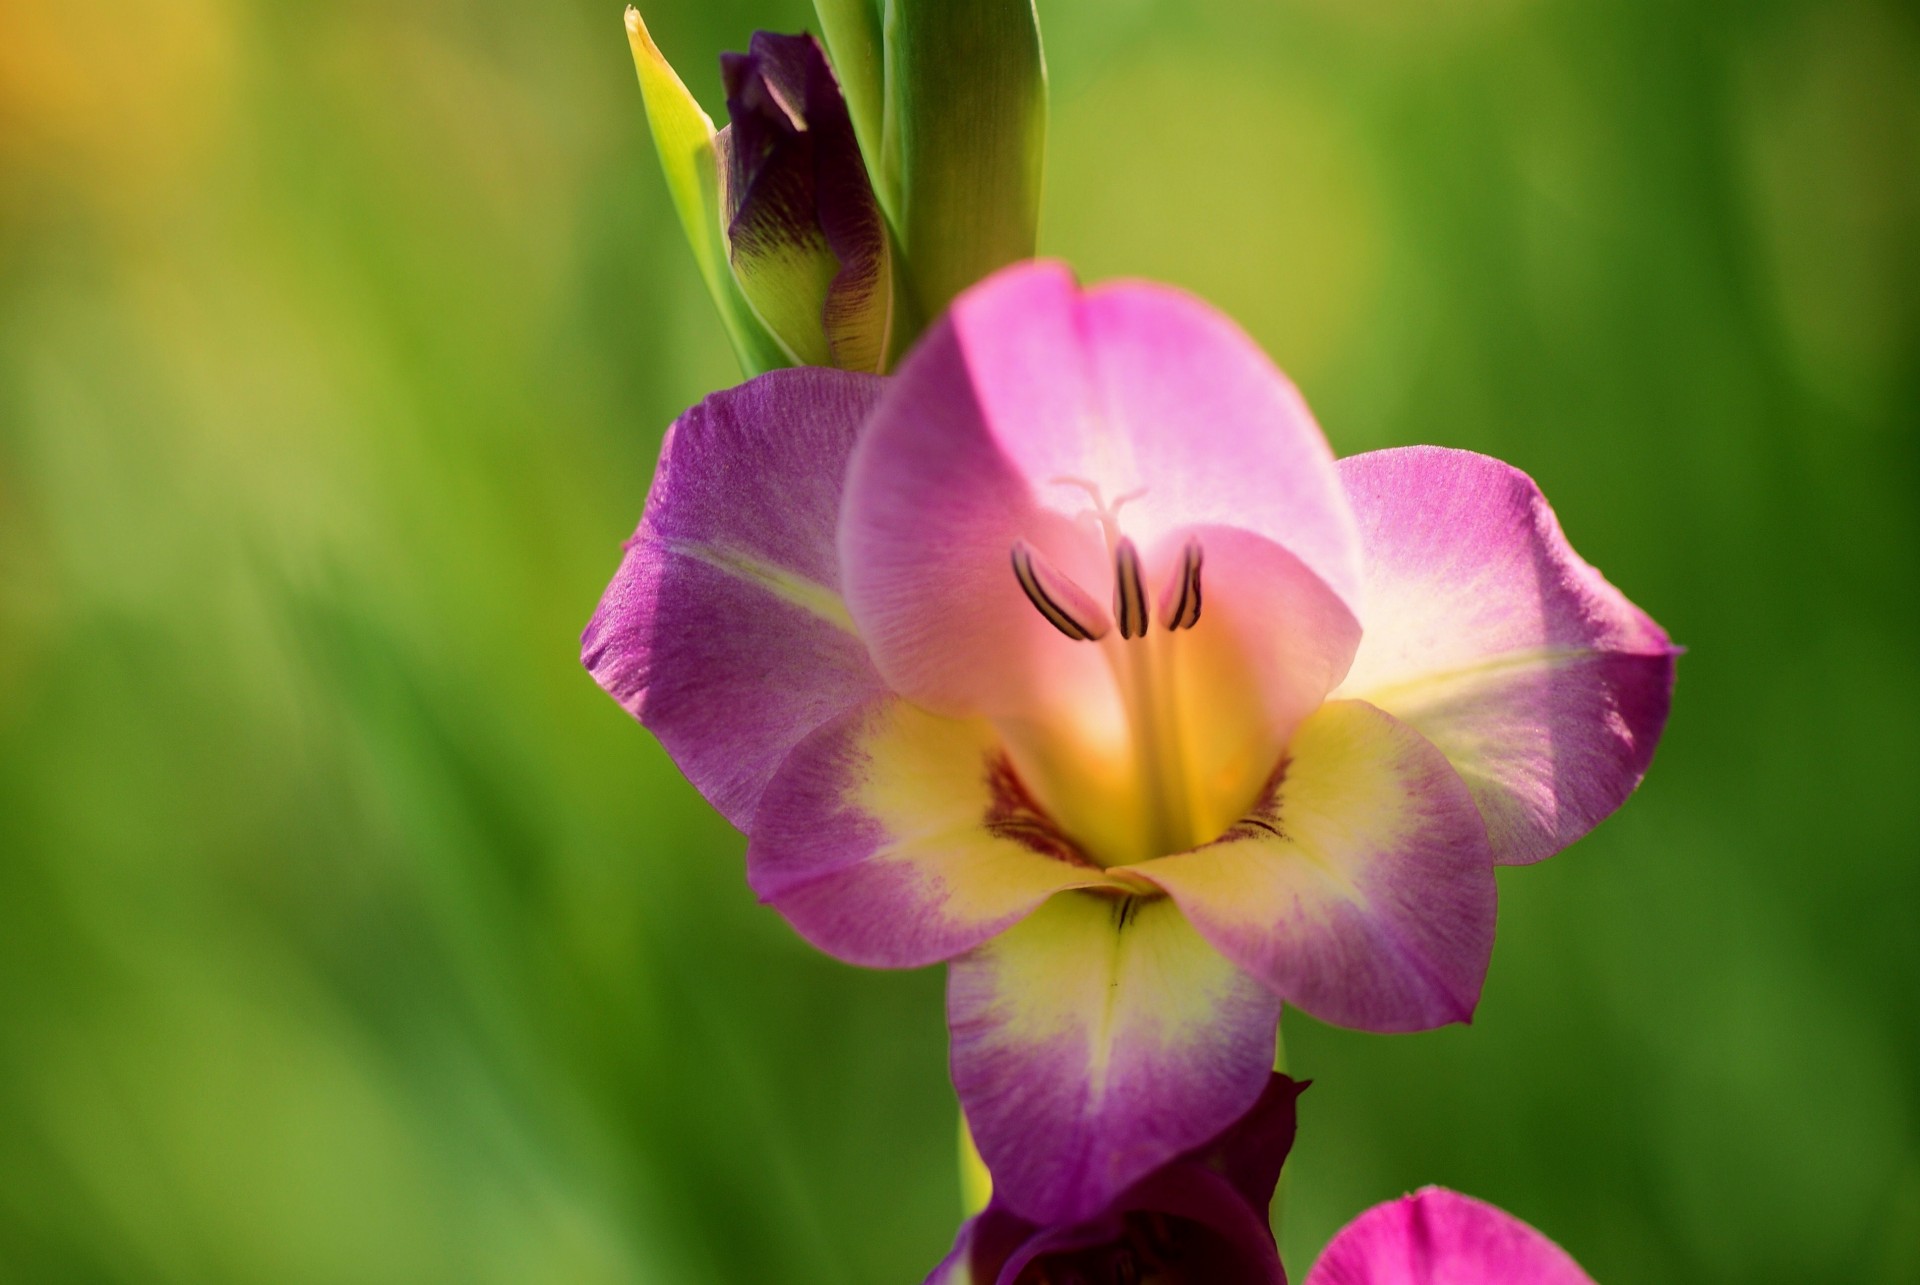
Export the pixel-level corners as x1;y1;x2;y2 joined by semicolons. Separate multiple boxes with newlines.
718;33;893;372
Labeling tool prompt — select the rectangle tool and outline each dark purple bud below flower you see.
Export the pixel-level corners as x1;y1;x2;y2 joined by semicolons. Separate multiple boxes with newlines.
716;32;892;372
930;1076;1305;1285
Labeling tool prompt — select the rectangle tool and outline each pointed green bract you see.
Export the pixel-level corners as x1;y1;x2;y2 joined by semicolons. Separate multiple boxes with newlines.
624;8;788;376
882;0;1046;326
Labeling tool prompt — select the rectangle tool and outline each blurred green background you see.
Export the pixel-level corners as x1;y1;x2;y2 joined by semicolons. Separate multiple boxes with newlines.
2;0;1916;1280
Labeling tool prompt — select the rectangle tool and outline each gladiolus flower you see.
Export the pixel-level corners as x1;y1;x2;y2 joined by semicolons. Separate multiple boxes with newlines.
1305;1188;1596;1284
928;1074;1304;1285
583;261;1675;1223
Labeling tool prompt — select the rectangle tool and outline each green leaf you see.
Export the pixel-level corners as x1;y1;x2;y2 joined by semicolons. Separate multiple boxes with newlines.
624;7;789;376
882;0;1047;327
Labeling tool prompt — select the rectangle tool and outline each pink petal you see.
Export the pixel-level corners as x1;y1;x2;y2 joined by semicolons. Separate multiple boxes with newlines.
747;698;1116;968
1125;700;1497;1033
948;891;1281;1225
1336;447;1677;865
1307;1187;1596;1285
582;370;888;830
838;261;1362;724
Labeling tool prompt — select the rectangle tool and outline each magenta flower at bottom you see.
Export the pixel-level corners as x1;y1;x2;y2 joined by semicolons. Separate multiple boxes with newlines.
584;261;1676;1223
1304;1188;1596;1285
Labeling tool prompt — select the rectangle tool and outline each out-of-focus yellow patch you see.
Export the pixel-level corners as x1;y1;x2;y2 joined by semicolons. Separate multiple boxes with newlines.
0;0;236;218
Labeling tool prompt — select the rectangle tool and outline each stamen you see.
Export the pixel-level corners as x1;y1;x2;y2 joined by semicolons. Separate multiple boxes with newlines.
1011;540;1111;641
1158;538;1203;631
1113;537;1149;639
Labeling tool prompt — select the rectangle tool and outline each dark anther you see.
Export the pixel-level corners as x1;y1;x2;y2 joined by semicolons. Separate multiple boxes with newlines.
1161;538;1203;631
1113;538;1149;639
1012;540;1111;642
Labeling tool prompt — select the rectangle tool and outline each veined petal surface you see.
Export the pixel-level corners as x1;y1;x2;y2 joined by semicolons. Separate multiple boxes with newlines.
1335;447;1677;865
747;698;1114;968
1306;1187;1596;1285
948;891;1281;1224
582;369;886;830
1127;700;1496;1033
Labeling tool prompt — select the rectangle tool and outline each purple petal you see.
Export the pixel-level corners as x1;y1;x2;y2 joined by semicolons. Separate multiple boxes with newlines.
581;368;886;831
747;697;1114;968
948;891;1281;1225
1306;1187;1596;1285
719;34;821;178
1336;447;1677;865
1126;700;1497;1033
